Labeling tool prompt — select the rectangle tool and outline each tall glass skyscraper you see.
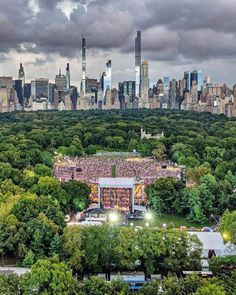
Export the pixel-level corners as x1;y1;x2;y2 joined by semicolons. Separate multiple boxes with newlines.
163;77;170;97
106;60;112;91
191;70;203;91
184;71;191;91
66;63;70;91
103;60;112;100
82;38;86;95
135;31;141;99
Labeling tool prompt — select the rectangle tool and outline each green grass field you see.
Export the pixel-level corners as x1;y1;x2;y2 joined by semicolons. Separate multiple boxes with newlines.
129;213;212;229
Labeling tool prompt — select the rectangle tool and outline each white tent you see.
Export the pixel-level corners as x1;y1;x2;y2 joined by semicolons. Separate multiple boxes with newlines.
189;232;225;257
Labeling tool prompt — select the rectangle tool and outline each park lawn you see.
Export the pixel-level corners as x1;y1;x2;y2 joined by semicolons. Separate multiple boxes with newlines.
130;213;212;229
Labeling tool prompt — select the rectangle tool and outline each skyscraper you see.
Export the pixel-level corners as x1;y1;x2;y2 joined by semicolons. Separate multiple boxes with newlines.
14;80;23;105
191;70;203;91
35;78;49;98
135;31;141;99
103;60;112;99
66;63;70;91
106;60;112;91
163;77;170;97
82;38;86;95
0;77;17;112
18;63;25;87
140;60;149;108
55;70;66;101
184;71;191;91
169;79;178;109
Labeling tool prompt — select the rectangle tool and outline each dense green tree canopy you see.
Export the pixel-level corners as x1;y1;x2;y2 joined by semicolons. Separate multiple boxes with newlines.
19;257;79;294
0;110;235;293
61;180;91;213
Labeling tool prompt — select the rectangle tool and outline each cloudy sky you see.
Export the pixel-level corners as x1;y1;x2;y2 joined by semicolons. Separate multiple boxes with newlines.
0;0;236;88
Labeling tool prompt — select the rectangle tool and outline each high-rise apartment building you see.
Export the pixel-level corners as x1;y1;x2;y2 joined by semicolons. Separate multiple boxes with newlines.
191;70;203;91
0;77;17;112
184;71;191;91
82;38;86;95
103;60;112;99
31;78;49;99
169;79;178;109
0;77;13;89
140;60;149;108
156;79;164;95
66;63;70;91
55;71;66;101
14;80;23;105
135;31;141;99
163;77;170;96
18;63;25;87
106;60;112;91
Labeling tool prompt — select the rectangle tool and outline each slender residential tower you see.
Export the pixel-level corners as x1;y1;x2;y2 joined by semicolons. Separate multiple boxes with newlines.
66;63;70;91
135;31;141;99
103;60;112;100
18;63;25;87
82;38;86;95
106;60;112;91
140;60;149;108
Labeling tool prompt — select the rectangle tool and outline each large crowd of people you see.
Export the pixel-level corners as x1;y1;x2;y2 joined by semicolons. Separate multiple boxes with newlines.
54;155;181;185
54;155;182;212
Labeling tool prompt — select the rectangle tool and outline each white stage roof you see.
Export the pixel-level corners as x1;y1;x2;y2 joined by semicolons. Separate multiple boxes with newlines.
189;232;225;251
99;177;134;188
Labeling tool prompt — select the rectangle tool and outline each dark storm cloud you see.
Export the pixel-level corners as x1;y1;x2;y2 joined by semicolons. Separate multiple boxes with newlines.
26;56;53;66
1;0;236;64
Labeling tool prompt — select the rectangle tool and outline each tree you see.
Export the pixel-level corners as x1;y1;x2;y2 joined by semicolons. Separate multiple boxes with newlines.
34;164;52;176
183;187;206;223
86;145;97;155
19;257;79;294
110;279;130;295
25;148;43;166
33;176;66;206
78;276;110;295
0;274;19;295
186;166;211;184
72;136;84;156
128;138;138;151
11;195;65;227
138;228;166;276
0;214;27;258
160;231;202;275
225;170;236;189
61;180;91;213
219;210;236;243
22;250;35;267
209;256;236;276
62;226;83;272
27;213;60;259
193;283;226;295
146;177;185;215
152;143;167;161
115;227;140;271
139;275;202;295
50;233;62;257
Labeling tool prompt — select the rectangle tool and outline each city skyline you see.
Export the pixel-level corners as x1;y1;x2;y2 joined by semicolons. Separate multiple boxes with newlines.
1;0;236;86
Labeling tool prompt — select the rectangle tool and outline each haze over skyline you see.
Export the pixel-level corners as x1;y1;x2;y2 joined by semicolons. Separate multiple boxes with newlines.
1;0;236;87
